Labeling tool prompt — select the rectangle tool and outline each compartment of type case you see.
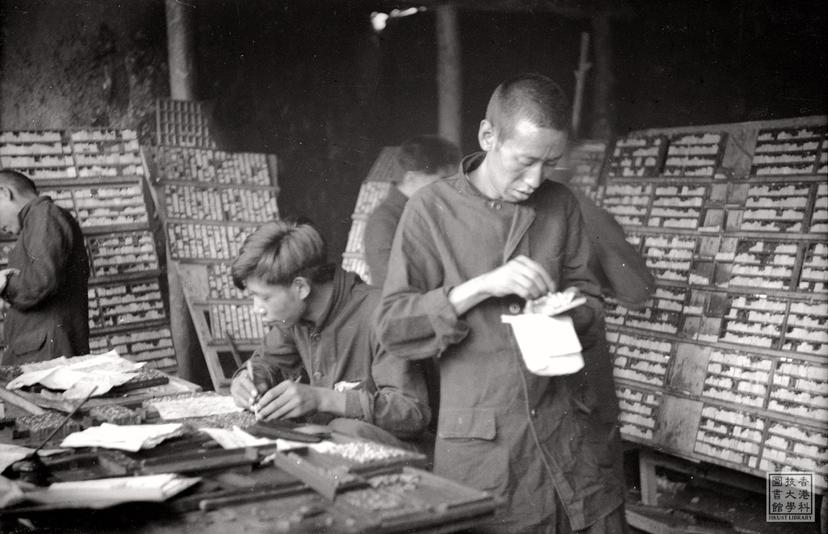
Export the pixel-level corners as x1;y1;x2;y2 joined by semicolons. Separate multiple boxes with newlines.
607;135;665;178
610;332;673;387
90;326;176;369
751;126;825;176
642;234;698;284
87;231;160;277
167;223;254;261
663;132;726;178
719;295;787;349
616;384;661;441
701;349;772;408
647;184;706;229
353;181;393;216
767;359;828;423
207;303;265;342
0;130;75;179
810;182;828;233
782;300;828;355
798;243;828;292
724;239;798;290
695;405;764;467
87;279;167;329
760;422;828;490
151;147;272;185
601;184;652;226
155;98;216;148
163;183;279;222
73;184;148;228
70;129;143;178
739;183;810;233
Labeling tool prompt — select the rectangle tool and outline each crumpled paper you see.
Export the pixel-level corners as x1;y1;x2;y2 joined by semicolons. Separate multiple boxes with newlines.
7;350;143;399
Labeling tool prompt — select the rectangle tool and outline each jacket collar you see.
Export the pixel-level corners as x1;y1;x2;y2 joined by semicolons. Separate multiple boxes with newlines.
302;267;356;332
456;152;537;262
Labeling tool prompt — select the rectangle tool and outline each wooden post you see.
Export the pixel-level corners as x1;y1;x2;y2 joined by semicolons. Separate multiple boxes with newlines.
436;5;462;147
571;32;592;139
590;10;614;140
164;0;207;386
165;0;198;100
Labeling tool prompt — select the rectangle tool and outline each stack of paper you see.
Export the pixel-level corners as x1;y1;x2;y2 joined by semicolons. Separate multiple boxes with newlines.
60;423;184;452
23;474;200;509
6;350;144;399
150;395;242;420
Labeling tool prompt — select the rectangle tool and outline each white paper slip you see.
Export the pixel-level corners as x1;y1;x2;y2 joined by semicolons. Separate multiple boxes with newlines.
8;350;143;399
502;314;584;376
200;426;306;451
24;473;201;509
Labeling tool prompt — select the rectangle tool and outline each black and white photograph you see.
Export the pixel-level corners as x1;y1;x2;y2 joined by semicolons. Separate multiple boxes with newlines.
0;1;825;532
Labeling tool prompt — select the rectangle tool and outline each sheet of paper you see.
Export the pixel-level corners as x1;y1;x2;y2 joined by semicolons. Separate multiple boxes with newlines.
8;351;144;398
502;314;584;376
60;423;184;452
200;426;306;451
23;473;200;509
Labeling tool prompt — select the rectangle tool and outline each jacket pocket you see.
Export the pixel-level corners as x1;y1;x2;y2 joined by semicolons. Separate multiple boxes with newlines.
438;408;496;440
10;328;48;357
435;408;504;493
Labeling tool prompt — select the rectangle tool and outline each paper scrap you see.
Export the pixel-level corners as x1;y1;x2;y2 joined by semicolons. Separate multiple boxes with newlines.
200;426;306;451
60;423;184;452
0;444;33;473
23;473;200;509
7;351;144;398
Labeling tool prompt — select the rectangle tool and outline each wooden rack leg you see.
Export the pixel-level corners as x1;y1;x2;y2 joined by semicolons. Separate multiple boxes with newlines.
639;449;660;506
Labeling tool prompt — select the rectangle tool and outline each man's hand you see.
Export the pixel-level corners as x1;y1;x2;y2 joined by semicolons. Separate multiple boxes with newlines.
450;255;556;315
255;381;328;421
0;268;20;296
480;256;556;300
230;372;259;410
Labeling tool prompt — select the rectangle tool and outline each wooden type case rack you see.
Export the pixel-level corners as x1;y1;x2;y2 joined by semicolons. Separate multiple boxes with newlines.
589;116;828;493
0;129;176;372
144;138;279;392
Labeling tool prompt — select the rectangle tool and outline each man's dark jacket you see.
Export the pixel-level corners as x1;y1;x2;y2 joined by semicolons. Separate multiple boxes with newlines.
2;196;90;364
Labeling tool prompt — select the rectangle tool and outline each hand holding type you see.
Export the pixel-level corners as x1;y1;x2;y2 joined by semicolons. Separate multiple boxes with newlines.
230;372;259;410
0;268;19;295
255;381;323;421
481;256;556;300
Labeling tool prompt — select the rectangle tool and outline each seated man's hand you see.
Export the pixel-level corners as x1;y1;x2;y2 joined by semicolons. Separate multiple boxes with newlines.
255;381;323;421
0;268;20;296
230;372;258;410
481;255;555;300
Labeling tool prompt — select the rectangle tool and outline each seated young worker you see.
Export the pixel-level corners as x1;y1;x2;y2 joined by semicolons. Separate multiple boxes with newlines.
229;218;430;447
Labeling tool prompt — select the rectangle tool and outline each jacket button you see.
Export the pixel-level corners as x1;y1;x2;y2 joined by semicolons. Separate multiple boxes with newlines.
508;303;521;314
530;409;537;417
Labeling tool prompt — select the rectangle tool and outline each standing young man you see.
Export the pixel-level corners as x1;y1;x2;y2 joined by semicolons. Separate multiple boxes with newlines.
0;169;89;365
377;74;627;532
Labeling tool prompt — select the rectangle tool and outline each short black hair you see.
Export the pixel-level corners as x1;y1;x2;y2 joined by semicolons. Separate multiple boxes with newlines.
397;135;460;174
0;169;38;196
485;73;571;141
231;217;334;290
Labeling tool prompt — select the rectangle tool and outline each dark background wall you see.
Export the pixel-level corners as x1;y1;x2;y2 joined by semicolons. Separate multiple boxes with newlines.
1;0;826;258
